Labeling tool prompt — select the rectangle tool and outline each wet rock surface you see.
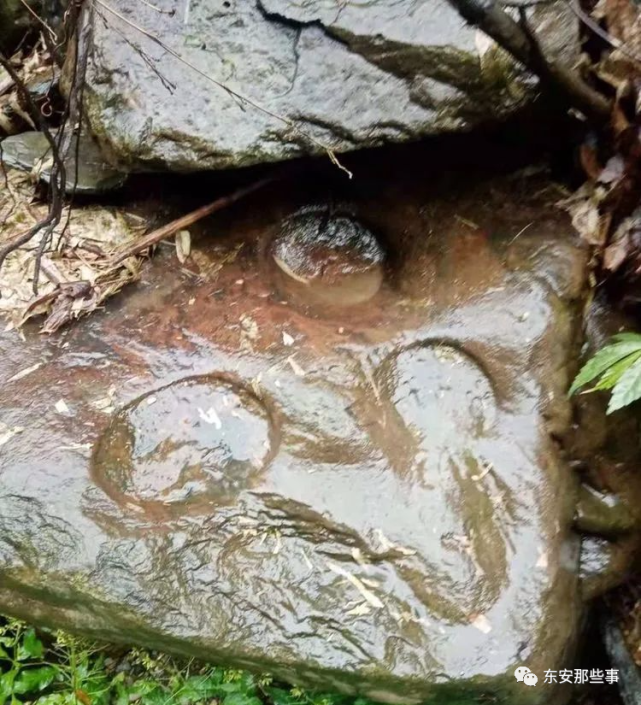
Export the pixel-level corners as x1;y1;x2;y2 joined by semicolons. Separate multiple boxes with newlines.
0;131;127;194
0;166;589;704
602;613;641;705
270;208;385;309
96;376;279;510
571;300;641;598
83;0;576;171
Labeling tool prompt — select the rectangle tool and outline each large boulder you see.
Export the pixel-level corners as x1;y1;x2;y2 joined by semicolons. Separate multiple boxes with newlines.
0;165;588;704
82;0;577;172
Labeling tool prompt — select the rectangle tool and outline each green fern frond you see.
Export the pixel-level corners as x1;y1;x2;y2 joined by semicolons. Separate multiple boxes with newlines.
570;332;641;413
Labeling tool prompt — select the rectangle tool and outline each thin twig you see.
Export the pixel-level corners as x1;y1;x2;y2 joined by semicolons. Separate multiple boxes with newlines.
111;176;274;264
17;0;57;40
56;4;93;249
0;52;66;289
136;0;175;14
447;0;611;121
94;7;176;92
91;0;353;178
566;0;641;65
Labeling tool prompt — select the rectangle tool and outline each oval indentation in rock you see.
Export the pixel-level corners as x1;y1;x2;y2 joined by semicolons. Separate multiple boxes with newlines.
271;208;385;309
92;376;278;510
378;343;497;449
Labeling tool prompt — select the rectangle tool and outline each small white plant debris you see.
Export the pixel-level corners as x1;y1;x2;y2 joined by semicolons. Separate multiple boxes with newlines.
389;609;430;627
287;355;305;377
375;529;394;551
251;374;263;398
300;548;314;571
434;346;464;366
146;395;157;406
282;331;295;346
92;397;115;414
374;529;416;556
198;407;222;429
470;614;492;634
454;213;481;229
395;545;418;557
54;399;71;415
351;548;369;567
188;297;196;306
471;460;493;482
240;314;259;341
57;442;92;452
346;602;371;617
175;230;191;263
272;531;283;555
0;423;24;448
360;577;380;589
7;362;43;383
536;550;549;570
326;560;384;609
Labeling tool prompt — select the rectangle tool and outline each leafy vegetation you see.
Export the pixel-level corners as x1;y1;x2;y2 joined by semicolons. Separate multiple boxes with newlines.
570;332;641;413
0;618;372;705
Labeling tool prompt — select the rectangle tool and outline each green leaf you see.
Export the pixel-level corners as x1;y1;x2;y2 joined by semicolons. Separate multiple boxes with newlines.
130;679;162;697
611;332;641;343
13;666;58;695
140;687;170;705
223;693;262;705
0;672;16;704
569;340;641;395
17;630;44;661
180;674;225;701
113;683;131;705
264;686;299;705
609;355;641;413
33;695;77;705
589;351;641;391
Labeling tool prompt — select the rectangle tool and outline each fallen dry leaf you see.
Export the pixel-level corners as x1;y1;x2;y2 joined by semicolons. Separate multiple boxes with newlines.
175;229;191;263
470;614;492;634
0;423;24;448
54;399;70;415
287;355;305;377
326;560;384;609
7;361;43;383
0;169;143;333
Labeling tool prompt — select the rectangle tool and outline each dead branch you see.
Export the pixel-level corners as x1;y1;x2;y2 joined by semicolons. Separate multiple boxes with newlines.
111;176;274;265
448;0;611;121
0;51;66;291
567;0;641;65
55;9;93;250
0;2;90;292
